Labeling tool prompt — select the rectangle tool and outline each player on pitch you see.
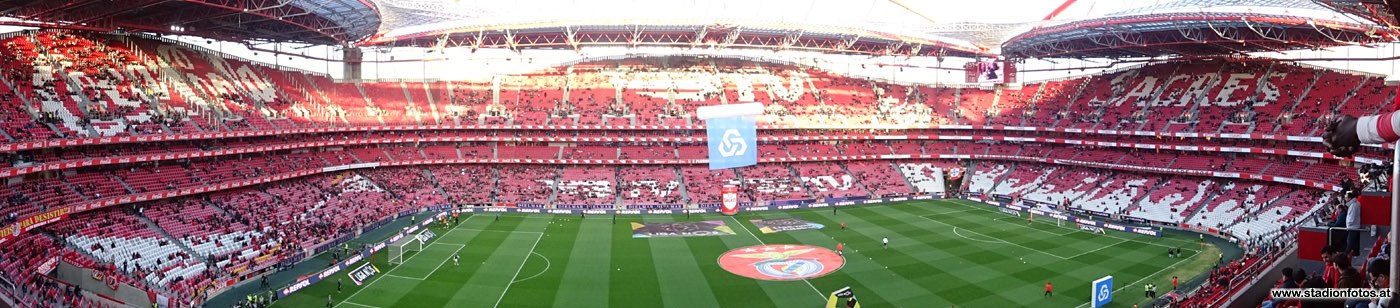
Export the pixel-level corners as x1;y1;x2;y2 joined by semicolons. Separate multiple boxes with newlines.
1044;282;1052;298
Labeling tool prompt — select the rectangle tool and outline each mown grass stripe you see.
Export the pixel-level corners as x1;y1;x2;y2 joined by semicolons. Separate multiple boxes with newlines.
608;215;664;307
550;216;612;308
497;216;578;307
274;200;1222;308
642;216;724;308
441;215;545;308
674;213;781;308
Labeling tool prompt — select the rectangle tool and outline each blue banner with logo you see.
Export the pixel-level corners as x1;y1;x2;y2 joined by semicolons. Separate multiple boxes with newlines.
706;116;757;170
1092;275;1113;307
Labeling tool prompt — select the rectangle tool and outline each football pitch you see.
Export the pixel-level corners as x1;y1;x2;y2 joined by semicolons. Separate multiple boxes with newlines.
272;199;1222;308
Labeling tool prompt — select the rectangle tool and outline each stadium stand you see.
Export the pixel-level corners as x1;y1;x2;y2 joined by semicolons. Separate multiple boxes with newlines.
0;29;1383;308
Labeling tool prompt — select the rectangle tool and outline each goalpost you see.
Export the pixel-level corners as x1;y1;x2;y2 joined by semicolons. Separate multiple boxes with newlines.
388;235;423;266
388;229;437;265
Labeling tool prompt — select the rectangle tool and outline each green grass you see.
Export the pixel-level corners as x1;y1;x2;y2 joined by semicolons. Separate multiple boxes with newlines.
272;199;1221;308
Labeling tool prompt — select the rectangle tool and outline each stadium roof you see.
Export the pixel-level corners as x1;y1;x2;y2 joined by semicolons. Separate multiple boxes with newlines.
362;0;1016;57
2;0;1398;59
1001;0;1398;59
0;0;380;45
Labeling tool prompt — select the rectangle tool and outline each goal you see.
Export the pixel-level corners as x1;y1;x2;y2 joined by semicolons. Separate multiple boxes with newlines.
388;233;425;265
388;229;438;265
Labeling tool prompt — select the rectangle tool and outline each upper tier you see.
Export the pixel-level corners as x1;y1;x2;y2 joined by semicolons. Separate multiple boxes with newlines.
0;30;1392;145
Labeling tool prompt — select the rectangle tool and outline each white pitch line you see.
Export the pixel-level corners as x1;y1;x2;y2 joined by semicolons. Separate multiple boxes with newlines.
952;227;1010;244
454;228;544;234
491;231;545;308
415;243;468;280
335;223;471;308
1063;239;1131;259
915;215;1073;260
383;274;423;281
952;203;1200;252
339;301;381;308
925;206;985;216
991;216;1079;236
1072;250;1197;308
728;216;828;299
511;252;552;283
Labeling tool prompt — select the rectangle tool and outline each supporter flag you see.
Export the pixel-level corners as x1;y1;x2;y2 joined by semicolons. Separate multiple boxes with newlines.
706;116;757;170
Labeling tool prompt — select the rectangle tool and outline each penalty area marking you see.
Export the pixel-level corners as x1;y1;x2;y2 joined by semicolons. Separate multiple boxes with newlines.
916;215;1072;260
1063;239;1131;259
992;216;1078;236
413;243;467;280
510;252;552;283
950;203;1201;253
335;223;472;308
922;206;985;216
383;274;423;281
952;227;1010;244
339;301;381;308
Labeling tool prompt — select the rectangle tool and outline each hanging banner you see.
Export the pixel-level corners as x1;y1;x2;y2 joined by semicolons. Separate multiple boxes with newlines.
706;116;757;170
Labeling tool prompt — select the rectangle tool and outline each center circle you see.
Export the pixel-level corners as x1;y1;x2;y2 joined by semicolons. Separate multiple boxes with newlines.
717;244;844;281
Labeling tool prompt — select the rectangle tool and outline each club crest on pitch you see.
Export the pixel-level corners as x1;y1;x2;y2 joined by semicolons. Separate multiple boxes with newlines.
718;245;843;281
754;259;825;279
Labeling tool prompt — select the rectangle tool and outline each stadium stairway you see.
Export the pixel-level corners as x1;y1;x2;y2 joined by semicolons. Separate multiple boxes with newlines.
782;164;819;200
420;82;442;125
352;82;388;126
1177;182;1227;222
783;164;815;198
732;169;756;202
613;166;625;209
983;162;1021;194
1044;77;1088;128
1121;176;1171;215
344;149;365;164
673;166;692;206
354;170;403;203
398;81;423;125
419;168;452;203
486;166;502;204
890;161;917;192
58;180;92;202
133;211;201;260
1261;68;1321;135
545;166;563;207
112;175;138;195
1128;64;1184;132
198;197;243;220
1244;189;1295;227
837;162;877;197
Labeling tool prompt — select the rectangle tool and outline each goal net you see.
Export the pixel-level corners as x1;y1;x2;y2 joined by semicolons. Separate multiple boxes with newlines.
388;234;424;265
388;229;438;265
